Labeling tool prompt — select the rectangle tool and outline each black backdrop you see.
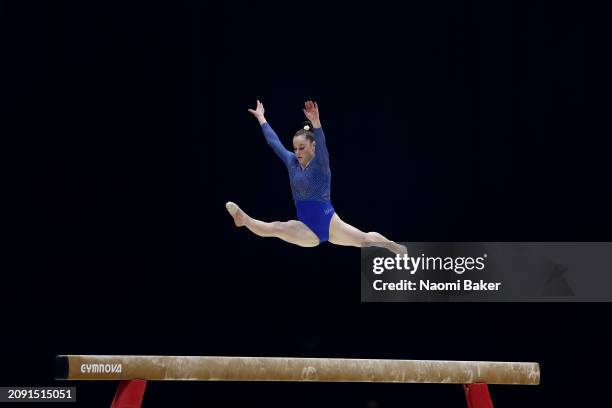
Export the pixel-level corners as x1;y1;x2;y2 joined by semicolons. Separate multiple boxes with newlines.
2;1;612;407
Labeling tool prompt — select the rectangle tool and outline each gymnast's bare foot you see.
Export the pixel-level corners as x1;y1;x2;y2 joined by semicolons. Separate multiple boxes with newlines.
394;243;408;256
381;242;408;256
225;201;249;227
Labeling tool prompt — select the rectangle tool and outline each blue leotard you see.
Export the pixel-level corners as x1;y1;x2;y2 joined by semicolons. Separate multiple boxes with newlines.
261;122;335;242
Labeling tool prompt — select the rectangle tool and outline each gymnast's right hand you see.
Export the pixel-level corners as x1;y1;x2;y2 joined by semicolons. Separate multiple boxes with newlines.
248;99;266;119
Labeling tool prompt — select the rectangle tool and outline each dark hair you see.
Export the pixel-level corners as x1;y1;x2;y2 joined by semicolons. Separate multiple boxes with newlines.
293;120;315;142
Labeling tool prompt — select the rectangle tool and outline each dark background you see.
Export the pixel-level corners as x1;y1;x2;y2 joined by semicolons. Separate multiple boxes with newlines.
2;0;612;406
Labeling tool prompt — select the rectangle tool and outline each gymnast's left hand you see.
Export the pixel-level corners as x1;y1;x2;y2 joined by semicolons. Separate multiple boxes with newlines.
303;100;321;128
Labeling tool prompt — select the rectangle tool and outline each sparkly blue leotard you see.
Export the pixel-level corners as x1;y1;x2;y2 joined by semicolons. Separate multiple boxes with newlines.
261;122;334;242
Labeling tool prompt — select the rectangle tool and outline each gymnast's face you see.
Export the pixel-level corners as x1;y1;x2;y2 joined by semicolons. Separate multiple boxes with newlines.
293;135;316;167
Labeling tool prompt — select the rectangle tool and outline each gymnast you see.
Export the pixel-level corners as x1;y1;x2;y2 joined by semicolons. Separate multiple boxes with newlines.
226;100;407;255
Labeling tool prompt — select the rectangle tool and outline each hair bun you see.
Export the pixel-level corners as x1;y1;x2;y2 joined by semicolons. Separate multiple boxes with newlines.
302;120;314;131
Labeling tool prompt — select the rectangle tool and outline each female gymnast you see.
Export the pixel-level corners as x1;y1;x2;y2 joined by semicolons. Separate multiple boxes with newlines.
226;100;407;255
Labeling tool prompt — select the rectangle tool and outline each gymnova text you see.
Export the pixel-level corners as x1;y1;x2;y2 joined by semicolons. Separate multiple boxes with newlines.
373;279;501;291
80;363;123;374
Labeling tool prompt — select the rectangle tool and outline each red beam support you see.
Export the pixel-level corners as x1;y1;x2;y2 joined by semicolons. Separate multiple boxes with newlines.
464;383;494;408
110;379;147;408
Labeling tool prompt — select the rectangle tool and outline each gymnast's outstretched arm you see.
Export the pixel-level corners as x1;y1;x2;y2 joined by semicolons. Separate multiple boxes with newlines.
248;99;293;167
303;100;329;164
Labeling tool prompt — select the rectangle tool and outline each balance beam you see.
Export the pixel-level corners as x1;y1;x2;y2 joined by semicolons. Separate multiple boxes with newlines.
55;355;539;385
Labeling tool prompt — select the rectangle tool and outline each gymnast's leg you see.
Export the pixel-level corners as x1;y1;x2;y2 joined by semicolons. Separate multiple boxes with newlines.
328;213;407;255
226;202;319;247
